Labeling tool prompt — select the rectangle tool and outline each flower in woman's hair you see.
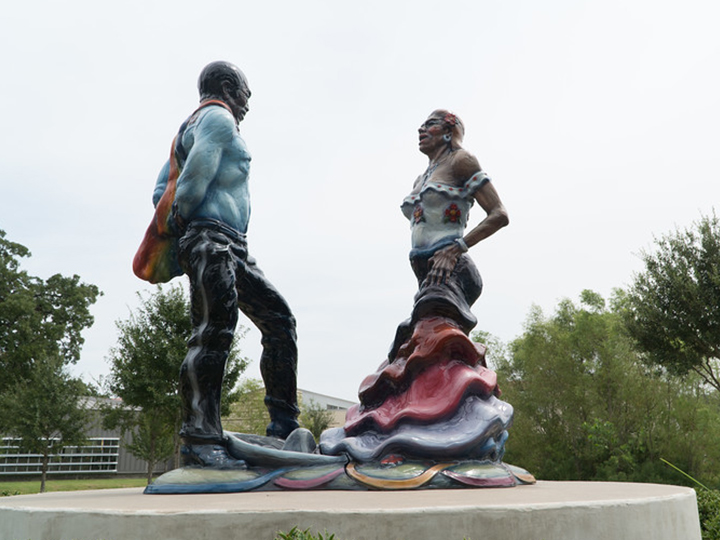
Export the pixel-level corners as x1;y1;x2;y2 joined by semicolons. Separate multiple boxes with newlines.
443;113;457;127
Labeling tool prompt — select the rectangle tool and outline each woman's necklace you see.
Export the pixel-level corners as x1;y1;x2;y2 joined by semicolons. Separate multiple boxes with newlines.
420;148;454;188
420;161;440;186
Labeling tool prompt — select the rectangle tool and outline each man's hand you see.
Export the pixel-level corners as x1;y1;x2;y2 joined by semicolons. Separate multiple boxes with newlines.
171;201;188;236
424;243;464;286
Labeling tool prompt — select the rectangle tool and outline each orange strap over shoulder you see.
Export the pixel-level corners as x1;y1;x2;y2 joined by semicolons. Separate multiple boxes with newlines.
132;100;234;283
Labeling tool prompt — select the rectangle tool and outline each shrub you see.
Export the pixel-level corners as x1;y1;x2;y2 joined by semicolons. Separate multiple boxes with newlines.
275;527;336;540
697;489;720;540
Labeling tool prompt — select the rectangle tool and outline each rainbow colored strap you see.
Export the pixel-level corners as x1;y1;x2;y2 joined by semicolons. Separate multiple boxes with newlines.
132;100;233;283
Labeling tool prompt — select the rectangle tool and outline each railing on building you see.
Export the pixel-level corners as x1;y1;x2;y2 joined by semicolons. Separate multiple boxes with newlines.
0;437;120;475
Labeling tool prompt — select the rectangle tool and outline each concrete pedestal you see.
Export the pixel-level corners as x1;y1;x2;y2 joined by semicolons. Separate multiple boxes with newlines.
0;481;701;540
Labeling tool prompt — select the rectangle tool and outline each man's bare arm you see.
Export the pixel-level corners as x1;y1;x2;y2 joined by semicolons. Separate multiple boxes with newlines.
152;160;170;208
173;109;235;221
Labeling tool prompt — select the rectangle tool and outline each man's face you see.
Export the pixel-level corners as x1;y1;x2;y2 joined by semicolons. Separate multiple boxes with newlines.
224;80;251;123
418;114;448;156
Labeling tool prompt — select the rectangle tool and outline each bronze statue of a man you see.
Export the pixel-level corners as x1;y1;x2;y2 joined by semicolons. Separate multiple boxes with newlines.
140;61;300;466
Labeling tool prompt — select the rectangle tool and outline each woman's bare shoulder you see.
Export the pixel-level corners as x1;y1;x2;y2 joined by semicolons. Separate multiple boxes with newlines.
450;149;481;183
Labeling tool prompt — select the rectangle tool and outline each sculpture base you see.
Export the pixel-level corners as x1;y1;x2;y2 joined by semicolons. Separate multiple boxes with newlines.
144;460;535;493
0;481;701;540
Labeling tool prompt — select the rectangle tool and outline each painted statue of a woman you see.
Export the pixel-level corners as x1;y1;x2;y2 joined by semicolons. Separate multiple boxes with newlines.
319;112;534;491
389;109;509;361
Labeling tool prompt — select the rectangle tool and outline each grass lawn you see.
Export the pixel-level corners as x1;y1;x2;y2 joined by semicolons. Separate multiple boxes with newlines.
1;477;149;496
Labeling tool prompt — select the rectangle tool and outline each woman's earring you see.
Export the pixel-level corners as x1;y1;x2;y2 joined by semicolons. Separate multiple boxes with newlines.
443;133;452;143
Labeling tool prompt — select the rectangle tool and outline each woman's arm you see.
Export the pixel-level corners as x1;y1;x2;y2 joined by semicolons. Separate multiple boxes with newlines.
425;181;509;286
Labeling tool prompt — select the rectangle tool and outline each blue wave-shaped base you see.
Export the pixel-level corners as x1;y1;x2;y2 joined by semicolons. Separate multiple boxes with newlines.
319;394;513;462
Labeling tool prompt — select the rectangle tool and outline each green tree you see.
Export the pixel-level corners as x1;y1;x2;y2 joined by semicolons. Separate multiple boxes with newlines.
0;230;100;394
490;290;720;485
0;356;90;492
625;213;720;392
300;400;333;440
123;411;176;484
223;378;270;436
105;284;247;474
0;230;100;491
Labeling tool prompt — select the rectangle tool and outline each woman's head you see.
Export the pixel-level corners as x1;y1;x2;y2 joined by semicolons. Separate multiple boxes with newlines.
418;110;465;156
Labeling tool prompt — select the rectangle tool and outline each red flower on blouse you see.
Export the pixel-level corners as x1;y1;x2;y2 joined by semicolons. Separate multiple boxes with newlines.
444;203;461;223
413;205;425;224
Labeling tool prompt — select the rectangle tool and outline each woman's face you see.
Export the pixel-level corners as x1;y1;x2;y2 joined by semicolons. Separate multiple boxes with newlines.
418;114;449;156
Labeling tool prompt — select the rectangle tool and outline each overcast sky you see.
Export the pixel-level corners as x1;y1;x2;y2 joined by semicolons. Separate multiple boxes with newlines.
1;0;718;402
